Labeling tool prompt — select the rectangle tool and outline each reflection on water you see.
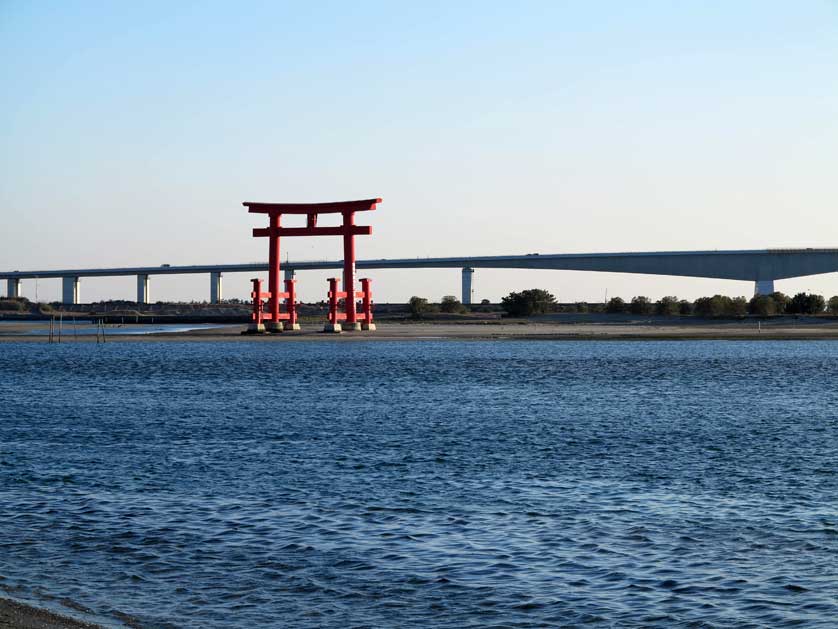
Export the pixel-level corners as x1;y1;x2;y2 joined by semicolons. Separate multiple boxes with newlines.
1;340;837;628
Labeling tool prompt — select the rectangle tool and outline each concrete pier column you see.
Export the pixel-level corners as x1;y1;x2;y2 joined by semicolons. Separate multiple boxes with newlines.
754;279;775;295
61;276;80;304
461;267;475;305
210;272;223;304
283;268;296;282
137;274;150;304
7;278;21;299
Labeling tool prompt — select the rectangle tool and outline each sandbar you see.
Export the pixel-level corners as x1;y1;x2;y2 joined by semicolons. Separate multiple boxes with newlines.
2;319;838;341
0;598;102;629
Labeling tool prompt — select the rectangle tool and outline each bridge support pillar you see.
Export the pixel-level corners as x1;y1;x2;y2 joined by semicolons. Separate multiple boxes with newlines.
754;279;775;296
283;268;295;282
7;278;21;299
136;274;150;304
461;267;474;305
210;272;223;304
62;276;80;305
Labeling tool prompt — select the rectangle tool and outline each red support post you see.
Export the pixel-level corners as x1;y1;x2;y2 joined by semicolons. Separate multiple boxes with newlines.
267;212;282;332
325;277;342;333
342;210;359;329
248;278;266;333
284;278;300;331
360;278;375;330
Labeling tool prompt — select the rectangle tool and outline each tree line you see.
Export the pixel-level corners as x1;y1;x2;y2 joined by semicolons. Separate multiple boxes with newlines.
407;290;838;318
603;292;838;317
409;295;469;316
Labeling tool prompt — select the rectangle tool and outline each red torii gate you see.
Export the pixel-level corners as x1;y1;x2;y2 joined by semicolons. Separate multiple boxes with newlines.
244;198;380;333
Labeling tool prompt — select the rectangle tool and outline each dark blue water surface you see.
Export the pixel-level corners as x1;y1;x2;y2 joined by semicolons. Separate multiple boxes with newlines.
1;340;837;628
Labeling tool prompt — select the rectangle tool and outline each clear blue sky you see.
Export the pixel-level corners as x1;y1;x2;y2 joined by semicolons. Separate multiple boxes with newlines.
1;1;836;303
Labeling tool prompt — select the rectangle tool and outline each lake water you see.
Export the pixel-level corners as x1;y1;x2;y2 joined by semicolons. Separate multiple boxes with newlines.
1;340;837;628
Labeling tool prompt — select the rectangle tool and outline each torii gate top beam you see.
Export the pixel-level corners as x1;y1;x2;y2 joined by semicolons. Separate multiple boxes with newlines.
243;198;381;214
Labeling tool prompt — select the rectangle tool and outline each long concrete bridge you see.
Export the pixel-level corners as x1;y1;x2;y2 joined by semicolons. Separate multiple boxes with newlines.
2;248;837;305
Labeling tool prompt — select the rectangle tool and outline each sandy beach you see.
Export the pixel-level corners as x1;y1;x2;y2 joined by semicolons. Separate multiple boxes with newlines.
2;319;838;342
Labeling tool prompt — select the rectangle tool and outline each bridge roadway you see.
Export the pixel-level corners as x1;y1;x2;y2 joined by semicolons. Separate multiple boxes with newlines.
3;248;838;305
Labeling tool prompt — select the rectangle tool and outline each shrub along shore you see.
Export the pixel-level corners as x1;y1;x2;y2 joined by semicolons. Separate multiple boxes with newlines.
407;290;838;318
2;290;838;323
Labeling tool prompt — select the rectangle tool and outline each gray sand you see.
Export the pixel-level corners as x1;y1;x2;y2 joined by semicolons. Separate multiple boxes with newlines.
2;320;838;341
0;598;102;629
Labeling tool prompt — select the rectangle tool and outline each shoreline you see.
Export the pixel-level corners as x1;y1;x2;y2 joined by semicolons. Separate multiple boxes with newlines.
2;320;838;342
0;597;104;629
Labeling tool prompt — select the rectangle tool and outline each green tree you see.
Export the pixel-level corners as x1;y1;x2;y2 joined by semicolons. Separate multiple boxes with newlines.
769;291;790;314
786;292;805;314
630;296;654;315
787;292;825;315
828;296;838;315
656;296;680;316
408;296;429;318
731;296;748;316
749;294;777;316
440;295;466;314
0;298;27;312
692;297;713;317
606;297;626;314
501;289;557;317
693;295;743;317
678;300;693;316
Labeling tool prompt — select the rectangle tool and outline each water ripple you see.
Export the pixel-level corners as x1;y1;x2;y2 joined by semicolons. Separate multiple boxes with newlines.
1;340;837;627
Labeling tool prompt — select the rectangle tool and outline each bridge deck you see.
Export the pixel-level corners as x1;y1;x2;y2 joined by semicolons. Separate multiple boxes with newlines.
2;248;838;283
